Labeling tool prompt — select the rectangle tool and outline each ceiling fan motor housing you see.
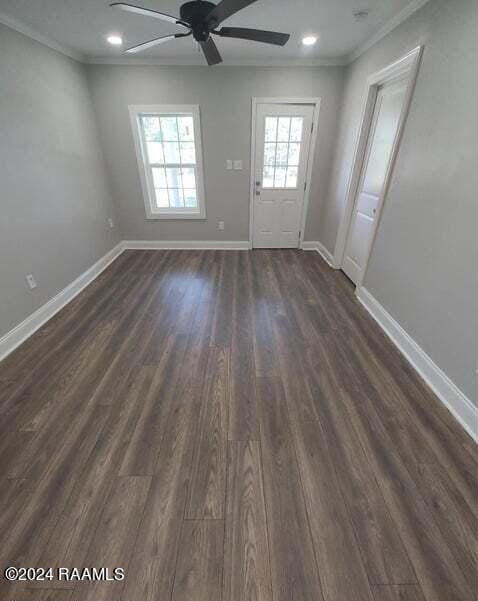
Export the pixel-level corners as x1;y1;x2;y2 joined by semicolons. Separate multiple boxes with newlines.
180;0;217;40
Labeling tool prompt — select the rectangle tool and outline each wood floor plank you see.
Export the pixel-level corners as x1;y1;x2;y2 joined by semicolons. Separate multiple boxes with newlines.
172;520;224;601
307;354;417;586
229;251;259;441
337;370;475;601
372;584;427;601
29;367;155;589
0;404;110;595
122;384;200;601
223;441;272;601
73;475;151;601
290;418;374;601
257;376;324;601
186;345;229;518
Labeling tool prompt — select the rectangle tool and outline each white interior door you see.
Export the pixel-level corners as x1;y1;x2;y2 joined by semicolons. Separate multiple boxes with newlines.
253;103;314;248
343;78;408;284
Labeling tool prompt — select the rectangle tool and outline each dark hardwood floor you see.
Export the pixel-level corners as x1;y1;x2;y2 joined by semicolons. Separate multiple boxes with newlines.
1;249;477;601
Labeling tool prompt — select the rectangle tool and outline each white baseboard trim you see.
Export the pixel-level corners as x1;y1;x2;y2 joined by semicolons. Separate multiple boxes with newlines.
302;240;337;268
123;240;250;250
356;286;478;444
0;243;124;363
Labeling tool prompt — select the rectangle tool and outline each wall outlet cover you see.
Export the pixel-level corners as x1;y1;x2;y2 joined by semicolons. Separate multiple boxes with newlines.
26;274;37;290
218;221;225;230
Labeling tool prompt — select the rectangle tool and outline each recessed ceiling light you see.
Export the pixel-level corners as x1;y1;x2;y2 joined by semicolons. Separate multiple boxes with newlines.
302;35;318;46
107;34;123;46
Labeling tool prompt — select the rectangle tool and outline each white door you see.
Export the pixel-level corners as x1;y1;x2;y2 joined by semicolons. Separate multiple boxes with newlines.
343;78;408;284
253;103;314;248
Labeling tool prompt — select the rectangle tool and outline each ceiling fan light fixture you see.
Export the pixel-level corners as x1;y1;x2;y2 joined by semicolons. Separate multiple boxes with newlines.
302;35;318;46
107;34;123;45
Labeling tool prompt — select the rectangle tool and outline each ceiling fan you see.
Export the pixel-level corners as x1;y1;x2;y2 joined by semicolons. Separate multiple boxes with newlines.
110;0;290;65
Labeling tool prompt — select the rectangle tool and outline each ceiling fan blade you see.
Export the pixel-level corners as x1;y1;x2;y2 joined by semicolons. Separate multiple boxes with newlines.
110;3;189;27
200;37;223;66
217;27;290;46
205;0;259;26
125;33;179;53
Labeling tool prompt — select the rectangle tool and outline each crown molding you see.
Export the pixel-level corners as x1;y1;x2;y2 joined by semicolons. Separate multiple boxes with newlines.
345;0;431;64
0;10;84;62
85;55;347;67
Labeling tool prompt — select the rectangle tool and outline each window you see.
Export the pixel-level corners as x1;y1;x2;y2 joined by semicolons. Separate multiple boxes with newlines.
129;105;206;219
262;115;304;189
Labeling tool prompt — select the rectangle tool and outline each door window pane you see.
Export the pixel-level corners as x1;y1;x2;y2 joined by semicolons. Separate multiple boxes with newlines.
263;143;276;165
290;118;303;142
277;117;291;141
274;167;287;188
286;166;298;188
263;166;274;188
288;143;301;166
261;115;304;188
265;117;277;141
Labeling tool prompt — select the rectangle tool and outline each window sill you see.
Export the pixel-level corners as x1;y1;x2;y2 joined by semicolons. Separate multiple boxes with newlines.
146;211;206;221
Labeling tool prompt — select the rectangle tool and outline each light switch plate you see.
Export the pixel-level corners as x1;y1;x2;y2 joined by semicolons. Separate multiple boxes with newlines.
226;160;233;170
233;160;243;170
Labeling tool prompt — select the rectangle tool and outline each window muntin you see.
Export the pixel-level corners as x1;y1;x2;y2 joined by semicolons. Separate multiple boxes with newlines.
262;116;304;189
131;105;205;219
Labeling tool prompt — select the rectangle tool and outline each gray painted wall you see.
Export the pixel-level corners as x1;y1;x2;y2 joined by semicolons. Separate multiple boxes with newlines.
320;0;478;403
0;24;120;338
85;64;344;242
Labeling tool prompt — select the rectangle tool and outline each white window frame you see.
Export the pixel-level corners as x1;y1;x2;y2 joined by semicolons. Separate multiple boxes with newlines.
129;104;207;220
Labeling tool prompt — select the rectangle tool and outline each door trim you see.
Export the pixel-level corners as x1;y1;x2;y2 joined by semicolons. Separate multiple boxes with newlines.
249;97;321;249
334;46;423;281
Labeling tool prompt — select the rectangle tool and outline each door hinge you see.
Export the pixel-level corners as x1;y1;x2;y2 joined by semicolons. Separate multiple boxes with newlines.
311;123;314;133
304;181;307;192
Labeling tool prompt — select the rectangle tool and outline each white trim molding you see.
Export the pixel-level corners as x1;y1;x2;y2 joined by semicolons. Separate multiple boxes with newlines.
0;243;124;363
357;286;478;444
346;0;431;63
122;240;249;250
334;46;423;280
301;241;337;268
0;11;84;62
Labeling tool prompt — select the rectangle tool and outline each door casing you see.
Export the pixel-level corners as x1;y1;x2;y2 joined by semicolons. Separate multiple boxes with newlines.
249;97;321;249
334;46;423;284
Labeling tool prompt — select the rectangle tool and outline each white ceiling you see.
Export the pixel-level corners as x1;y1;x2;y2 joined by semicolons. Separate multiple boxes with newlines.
0;0;425;64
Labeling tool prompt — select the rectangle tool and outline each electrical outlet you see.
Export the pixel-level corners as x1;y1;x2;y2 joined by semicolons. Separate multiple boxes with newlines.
218;221;225;230
108;218;114;228
226;160;233;170
26;274;37;290
233;160;243;170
